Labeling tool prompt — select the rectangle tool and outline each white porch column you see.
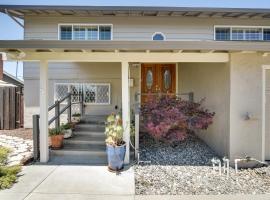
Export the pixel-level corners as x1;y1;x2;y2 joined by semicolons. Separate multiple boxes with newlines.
39;60;49;162
121;61;130;164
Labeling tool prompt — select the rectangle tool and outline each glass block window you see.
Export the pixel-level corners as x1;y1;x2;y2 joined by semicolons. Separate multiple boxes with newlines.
99;26;112;40
215;26;270;41
54;83;110;105
152;32;165;41
215;27;230;41
60;26;72;40
59;24;112;40
264;29;270;41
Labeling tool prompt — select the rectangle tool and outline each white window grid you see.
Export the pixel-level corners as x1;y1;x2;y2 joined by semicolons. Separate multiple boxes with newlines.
214;26;270;41
58;24;113;41
54;83;111;105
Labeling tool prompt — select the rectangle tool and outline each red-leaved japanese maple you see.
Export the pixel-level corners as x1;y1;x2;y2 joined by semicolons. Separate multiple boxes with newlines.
141;95;215;143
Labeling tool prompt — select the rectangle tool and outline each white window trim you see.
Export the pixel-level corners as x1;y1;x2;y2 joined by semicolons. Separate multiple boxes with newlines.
152;32;166;41
214;25;270;41
54;82;111;105
58;23;113;40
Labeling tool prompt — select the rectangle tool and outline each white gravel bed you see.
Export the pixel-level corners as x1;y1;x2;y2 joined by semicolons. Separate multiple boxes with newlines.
135;134;270;195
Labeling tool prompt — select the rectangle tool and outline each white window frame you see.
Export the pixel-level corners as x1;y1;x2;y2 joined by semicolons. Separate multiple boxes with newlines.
152;32;166;41
58;23;113;40
214;25;270;41
54;83;111;105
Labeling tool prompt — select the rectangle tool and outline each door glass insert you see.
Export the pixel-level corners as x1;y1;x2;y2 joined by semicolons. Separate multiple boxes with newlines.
163;69;171;90
146;69;153;90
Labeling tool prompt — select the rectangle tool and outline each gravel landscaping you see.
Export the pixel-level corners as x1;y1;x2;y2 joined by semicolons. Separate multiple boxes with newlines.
135;133;270;195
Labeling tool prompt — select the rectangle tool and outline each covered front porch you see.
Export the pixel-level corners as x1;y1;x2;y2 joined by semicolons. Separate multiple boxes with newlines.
2;40;269;164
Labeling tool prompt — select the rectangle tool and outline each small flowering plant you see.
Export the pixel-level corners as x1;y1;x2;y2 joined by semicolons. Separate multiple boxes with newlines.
105;113;125;146
141;95;215;144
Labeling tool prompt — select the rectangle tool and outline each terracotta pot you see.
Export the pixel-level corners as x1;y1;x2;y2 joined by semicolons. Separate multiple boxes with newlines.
50;135;64;149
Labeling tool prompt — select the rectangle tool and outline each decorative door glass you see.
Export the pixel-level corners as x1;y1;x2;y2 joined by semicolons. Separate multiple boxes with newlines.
163;69;171;90
146;70;153;90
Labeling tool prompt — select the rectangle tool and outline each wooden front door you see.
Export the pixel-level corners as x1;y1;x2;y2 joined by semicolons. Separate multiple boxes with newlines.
141;63;176;102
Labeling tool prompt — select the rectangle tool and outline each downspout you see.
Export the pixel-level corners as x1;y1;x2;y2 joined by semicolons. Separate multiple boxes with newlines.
4;9;24;28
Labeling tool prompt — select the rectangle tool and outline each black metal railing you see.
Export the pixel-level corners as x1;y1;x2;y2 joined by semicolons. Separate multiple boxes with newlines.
32;93;83;161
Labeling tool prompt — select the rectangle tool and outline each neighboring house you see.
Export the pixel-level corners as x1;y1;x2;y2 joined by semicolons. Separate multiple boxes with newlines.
1;5;270;164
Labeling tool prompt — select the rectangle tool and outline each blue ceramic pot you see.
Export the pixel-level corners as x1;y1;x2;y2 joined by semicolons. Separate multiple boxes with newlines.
106;143;126;171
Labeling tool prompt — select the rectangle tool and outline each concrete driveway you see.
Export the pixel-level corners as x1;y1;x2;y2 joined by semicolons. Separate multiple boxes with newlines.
0;165;135;200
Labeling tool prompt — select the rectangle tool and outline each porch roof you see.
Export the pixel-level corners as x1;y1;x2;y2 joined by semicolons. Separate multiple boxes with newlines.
1;5;270;19
1;40;270;53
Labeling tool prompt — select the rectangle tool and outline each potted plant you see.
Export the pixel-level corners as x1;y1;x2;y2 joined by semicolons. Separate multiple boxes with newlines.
105;113;126;172
61;123;73;139
49;127;64;149
72;113;81;123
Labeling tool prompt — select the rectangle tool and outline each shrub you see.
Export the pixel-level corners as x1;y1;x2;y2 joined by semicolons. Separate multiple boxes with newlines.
0;147;10;165
0;165;21;190
141;95;215;143
0;146;21;190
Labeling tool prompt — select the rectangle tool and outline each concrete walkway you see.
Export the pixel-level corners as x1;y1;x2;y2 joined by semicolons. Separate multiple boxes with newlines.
0;165;135;200
1;164;270;200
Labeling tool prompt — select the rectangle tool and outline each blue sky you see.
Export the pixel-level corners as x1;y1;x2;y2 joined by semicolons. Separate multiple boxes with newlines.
1;0;270;80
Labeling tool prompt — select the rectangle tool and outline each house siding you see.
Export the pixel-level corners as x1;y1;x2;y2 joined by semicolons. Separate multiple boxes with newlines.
24;16;270;41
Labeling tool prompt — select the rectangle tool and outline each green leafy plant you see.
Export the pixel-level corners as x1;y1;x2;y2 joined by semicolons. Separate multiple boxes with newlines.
49;127;64;136
105;113;125;146
61;123;72;130
72;113;81;117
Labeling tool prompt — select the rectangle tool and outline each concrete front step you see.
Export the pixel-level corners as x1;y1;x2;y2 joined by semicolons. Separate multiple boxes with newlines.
64;135;105;145
49;151;107;165
63;143;106;151
75;124;105;132
80;115;106;124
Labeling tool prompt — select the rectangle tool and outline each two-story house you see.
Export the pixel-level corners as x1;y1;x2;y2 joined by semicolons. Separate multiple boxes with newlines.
1;5;270;164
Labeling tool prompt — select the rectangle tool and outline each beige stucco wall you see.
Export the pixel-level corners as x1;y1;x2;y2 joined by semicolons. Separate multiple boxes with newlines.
229;53;270;161
24;62;140;128
178;63;230;157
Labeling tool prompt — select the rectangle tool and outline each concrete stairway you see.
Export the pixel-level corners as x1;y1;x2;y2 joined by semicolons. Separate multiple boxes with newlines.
49;116;107;165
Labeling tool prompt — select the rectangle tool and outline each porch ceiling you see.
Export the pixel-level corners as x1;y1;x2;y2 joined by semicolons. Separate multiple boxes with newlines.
1;5;270;19
1;40;270;53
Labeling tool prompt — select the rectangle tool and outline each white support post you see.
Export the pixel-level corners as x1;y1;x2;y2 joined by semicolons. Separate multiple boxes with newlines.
39;60;49;163
121;61;130;164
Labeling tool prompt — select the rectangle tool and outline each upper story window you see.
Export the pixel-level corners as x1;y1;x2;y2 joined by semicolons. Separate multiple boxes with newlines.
59;24;112;40
215;26;270;41
152;32;166;41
